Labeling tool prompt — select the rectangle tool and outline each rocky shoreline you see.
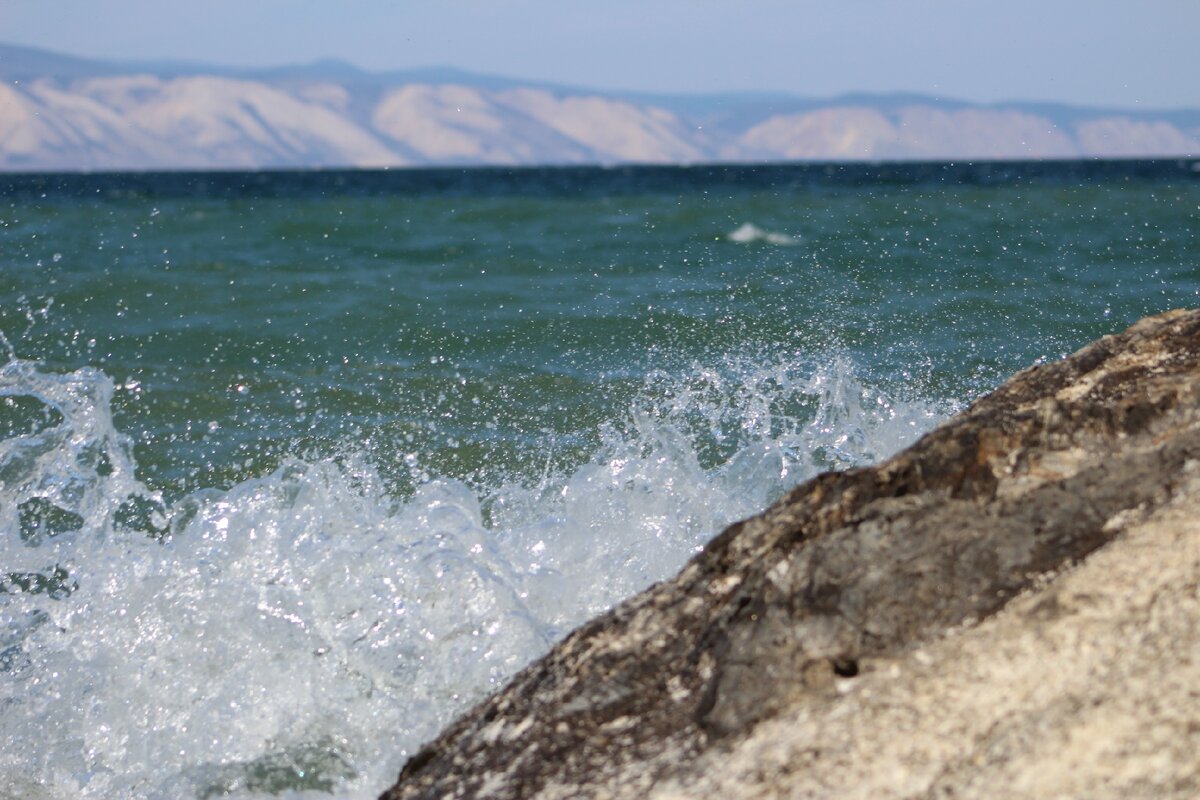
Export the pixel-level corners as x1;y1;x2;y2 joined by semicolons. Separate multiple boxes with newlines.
380;309;1200;799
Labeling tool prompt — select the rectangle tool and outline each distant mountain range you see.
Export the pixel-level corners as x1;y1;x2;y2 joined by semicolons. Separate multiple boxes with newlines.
2;42;1198;171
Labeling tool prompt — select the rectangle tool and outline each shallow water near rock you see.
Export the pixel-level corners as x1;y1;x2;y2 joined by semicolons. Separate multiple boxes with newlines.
1;162;1197;798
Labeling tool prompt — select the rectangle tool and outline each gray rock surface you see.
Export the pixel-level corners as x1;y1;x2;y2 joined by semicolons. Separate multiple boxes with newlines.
380;309;1200;800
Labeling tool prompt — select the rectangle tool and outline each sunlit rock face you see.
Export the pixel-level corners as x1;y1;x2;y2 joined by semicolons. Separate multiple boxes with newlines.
1074;116;1200;156
381;309;1200;800
371;85;592;164
494;88;707;163
739;107;898;160
0;75;400;169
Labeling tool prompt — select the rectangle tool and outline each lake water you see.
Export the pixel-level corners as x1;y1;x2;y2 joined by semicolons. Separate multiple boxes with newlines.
1;160;1197;798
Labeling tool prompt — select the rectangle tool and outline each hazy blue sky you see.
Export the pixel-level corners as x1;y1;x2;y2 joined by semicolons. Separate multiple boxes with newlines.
2;0;1197;108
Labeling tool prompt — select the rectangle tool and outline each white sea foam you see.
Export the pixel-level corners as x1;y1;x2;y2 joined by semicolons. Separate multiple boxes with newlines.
0;353;952;799
726;222;798;245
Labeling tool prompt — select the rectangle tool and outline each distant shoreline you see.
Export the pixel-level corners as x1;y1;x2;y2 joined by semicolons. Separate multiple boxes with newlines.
4;43;1198;175
2;157;1197;199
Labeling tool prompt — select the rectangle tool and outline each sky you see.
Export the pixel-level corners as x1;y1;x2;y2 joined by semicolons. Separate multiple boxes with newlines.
2;0;1198;109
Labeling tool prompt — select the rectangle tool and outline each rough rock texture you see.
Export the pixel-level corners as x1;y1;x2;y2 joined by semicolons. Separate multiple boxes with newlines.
381;309;1200;800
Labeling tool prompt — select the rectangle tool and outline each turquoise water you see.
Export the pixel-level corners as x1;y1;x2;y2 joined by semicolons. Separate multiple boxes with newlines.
1;162;1198;798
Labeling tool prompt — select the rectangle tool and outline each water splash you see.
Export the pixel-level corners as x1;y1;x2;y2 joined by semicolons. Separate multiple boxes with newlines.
0;353;952;798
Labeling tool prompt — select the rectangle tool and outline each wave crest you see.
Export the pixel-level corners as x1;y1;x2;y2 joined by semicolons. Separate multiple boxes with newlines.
0;353;951;797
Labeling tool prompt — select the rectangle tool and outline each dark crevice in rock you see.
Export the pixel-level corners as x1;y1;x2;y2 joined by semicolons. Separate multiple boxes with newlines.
831;657;859;678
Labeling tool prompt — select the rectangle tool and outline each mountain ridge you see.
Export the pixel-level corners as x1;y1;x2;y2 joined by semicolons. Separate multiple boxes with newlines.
2;42;1198;171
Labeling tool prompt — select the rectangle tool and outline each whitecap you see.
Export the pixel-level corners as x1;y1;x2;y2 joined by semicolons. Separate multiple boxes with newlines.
726;222;798;245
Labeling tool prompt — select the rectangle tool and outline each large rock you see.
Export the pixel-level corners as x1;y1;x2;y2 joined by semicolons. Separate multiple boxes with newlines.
381;309;1200;800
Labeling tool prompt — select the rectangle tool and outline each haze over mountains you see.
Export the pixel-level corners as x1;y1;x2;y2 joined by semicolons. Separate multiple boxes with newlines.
2;42;1198;171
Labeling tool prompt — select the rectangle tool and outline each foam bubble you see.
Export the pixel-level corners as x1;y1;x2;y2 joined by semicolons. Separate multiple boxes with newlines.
0;352;952;798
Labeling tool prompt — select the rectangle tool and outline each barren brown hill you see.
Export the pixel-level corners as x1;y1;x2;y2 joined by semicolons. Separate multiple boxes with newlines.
2;43;1198;170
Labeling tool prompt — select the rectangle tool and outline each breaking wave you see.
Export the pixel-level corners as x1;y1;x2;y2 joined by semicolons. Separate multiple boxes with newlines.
0;352;952;798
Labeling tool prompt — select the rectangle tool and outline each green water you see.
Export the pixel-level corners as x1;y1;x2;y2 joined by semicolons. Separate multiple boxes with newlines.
0;162;1197;799
3;165;1196;496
